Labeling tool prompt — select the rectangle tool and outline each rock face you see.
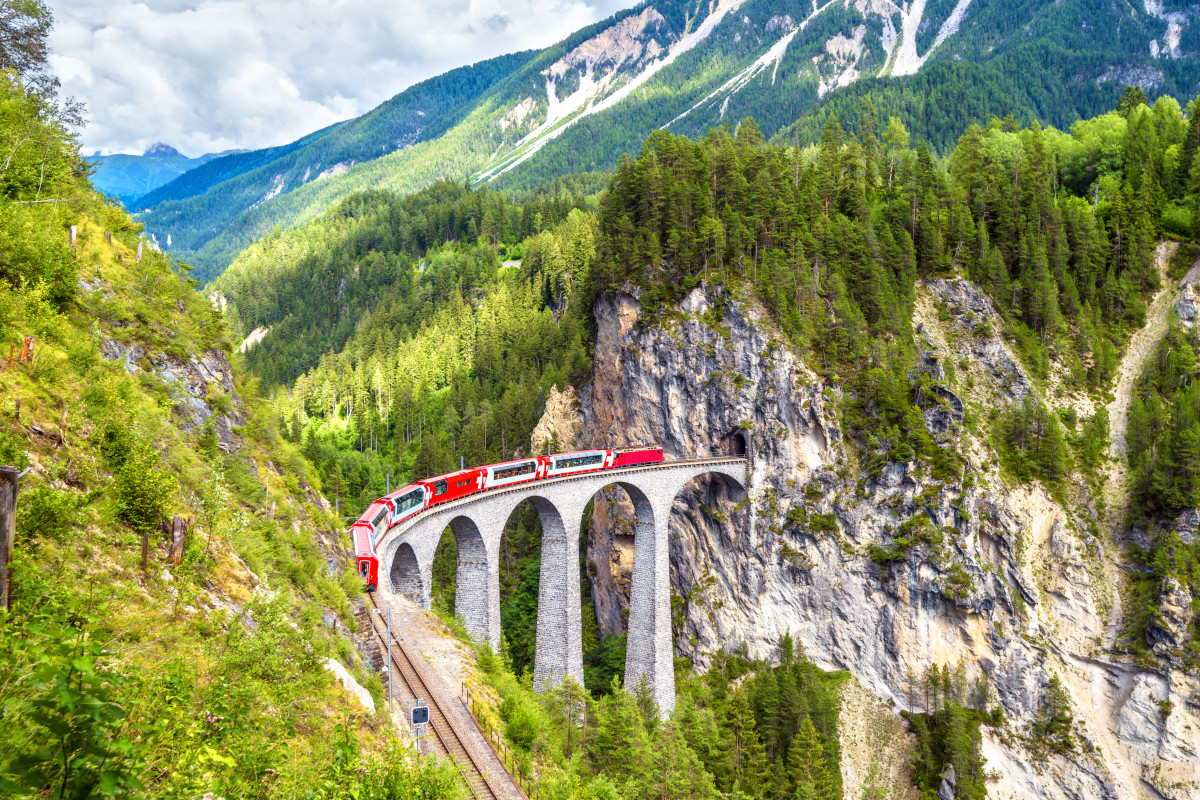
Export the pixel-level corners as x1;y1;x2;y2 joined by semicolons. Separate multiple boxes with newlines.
1175;283;1197;326
562;282;1200;800
100;339;245;451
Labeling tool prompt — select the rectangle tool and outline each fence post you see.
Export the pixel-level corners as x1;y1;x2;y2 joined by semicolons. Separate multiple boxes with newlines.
0;467;18;612
136;241;143;261
69;225;76;250
169;516;187;566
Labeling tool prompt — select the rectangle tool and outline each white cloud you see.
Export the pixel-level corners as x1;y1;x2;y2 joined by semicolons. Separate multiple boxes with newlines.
47;0;637;156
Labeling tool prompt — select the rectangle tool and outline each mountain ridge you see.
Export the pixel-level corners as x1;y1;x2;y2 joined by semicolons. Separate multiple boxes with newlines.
136;0;1200;282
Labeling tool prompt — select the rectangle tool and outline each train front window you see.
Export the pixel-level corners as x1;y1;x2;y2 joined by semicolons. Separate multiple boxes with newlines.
434;480;448;496
494;461;536;480
395;490;422;514
359;562;368;578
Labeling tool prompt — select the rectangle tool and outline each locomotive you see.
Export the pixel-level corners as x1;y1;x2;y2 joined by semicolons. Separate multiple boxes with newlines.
351;446;664;590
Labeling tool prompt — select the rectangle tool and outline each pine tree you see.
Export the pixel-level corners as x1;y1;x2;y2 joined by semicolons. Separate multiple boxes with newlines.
719;690;770;797
786;716;836;800
650;722;719;800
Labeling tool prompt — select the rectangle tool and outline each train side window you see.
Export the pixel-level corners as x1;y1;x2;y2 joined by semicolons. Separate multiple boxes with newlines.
434;480;448;496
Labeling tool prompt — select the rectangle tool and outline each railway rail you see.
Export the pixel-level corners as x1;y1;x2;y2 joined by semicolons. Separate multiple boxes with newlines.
364;592;517;800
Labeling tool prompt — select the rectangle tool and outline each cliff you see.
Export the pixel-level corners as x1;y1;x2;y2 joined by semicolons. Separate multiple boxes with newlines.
563;280;1200;800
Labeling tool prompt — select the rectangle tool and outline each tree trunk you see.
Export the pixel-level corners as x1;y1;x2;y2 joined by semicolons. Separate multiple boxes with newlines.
169;515;187;566
0;466;18;611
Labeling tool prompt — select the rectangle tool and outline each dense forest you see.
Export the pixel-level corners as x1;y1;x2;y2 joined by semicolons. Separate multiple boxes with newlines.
469;630;999;800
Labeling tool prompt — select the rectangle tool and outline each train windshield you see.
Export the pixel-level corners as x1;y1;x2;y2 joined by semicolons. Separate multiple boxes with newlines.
493;461;536;480
394;489;422;515
370;507;388;530
554;453;603;470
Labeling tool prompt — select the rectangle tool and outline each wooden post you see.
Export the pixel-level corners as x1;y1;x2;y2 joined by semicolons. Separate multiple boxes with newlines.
69;225;76;249
136;241;143;262
169;515;186;566
104;231;111;245
19;336;32;363
0;467;18;612
268;499;276;521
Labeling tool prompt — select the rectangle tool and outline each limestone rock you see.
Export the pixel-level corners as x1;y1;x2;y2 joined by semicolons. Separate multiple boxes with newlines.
556;282;1200;800
937;764;956;800
323;657;375;714
1148;577;1194;653
1176;283;1197;326
530;385;583;455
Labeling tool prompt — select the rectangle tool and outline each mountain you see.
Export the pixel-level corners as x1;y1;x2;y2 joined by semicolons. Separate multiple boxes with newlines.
86;142;236;207
138;0;1200;282
210;91;1200;797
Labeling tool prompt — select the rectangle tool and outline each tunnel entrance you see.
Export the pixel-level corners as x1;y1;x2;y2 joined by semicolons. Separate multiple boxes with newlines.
718;428;748;457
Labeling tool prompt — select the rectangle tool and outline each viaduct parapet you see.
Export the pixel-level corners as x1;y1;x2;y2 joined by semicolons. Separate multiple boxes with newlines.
376;457;747;716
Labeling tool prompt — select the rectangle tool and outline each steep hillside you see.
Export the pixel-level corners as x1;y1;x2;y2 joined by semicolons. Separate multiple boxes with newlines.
0;75;460;797
140;0;1200;282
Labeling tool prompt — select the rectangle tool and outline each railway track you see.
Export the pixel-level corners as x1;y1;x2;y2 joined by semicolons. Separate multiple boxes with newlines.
363;592;514;800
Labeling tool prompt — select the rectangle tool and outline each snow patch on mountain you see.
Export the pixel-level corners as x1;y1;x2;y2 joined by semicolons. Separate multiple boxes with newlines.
477;0;748;182
879;0;973;77
664;0;837;130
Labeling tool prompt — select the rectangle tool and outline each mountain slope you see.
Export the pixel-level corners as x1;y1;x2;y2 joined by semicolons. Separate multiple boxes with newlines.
87;143;224;207
141;0;1200;282
137;50;539;280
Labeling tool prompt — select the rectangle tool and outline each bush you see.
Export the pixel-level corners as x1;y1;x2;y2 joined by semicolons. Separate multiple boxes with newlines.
113;439;177;535
0;429;28;470
15;485;85;546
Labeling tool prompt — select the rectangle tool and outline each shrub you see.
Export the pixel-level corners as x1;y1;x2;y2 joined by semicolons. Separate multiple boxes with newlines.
113;439;177;535
16;485;85;546
0;428;29;470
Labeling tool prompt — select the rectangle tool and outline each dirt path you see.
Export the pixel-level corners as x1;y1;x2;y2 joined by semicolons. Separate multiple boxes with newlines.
1106;242;1179;464
1099;242;1184;646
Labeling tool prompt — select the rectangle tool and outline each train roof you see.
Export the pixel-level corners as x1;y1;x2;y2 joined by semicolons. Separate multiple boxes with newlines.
417;467;482;484
483;456;539;470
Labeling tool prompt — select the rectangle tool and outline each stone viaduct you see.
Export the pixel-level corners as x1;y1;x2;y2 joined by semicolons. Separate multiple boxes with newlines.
375;457;747;716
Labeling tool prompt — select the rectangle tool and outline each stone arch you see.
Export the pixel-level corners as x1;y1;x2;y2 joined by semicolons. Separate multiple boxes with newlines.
445;515;492;646
389;541;426;607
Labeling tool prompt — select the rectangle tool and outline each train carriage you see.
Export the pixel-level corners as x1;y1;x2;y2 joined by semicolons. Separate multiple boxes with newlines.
420;467;486;506
481;457;541;490
540;449;610;478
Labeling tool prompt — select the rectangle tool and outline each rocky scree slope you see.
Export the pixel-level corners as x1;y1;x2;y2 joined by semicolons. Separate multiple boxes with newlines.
546;281;1200;799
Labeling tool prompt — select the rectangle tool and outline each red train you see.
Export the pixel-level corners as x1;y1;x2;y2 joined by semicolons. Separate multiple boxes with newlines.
351;447;664;590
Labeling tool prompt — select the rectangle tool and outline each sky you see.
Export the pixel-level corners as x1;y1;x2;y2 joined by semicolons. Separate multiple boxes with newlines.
47;0;636;157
